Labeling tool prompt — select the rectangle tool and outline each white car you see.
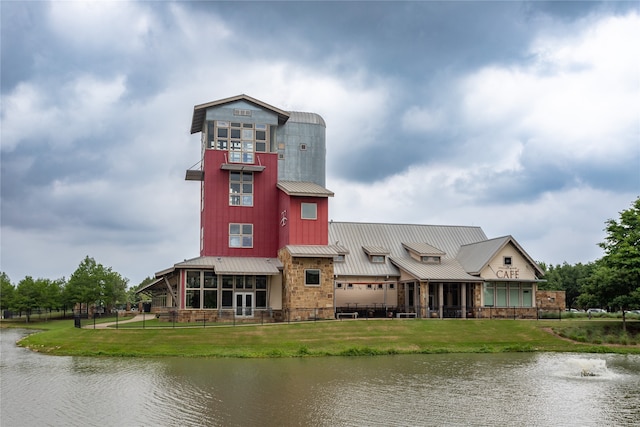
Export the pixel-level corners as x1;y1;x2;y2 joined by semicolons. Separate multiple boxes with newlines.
587;308;606;314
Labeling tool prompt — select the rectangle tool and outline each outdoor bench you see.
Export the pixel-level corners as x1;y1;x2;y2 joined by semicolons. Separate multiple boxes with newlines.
396;312;417;318
337;312;359;319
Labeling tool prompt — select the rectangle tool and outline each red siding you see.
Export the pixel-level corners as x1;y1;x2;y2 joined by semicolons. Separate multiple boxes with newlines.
277;190;292;248
286;196;329;245
200;150;280;257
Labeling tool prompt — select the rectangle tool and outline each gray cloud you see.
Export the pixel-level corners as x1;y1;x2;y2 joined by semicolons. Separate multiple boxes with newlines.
1;1;638;285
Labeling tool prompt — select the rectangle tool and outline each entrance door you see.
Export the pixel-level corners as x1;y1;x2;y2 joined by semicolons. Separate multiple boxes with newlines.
236;293;253;317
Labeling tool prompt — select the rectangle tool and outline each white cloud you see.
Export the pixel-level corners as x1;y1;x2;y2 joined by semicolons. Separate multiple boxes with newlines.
459;11;640;167
47;0;154;52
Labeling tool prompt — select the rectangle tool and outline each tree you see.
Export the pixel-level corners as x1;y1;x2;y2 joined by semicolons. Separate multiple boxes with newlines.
127;276;154;305
12;277;47;322
64;256;129;314
539;262;595;309
1;272;14;313
583;197;640;329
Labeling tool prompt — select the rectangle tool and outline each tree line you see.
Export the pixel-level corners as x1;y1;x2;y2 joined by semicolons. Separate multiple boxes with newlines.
2;198;639;320
539;197;640;313
0;256;147;322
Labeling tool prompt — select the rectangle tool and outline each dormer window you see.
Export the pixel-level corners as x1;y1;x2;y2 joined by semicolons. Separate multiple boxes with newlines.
362;245;390;264
334;254;345;263
421;256;441;264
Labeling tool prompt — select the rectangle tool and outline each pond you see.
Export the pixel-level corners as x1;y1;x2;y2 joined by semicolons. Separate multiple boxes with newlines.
1;329;639;426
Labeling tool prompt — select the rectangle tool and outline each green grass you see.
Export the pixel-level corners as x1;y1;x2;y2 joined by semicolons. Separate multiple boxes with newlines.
9;318;639;358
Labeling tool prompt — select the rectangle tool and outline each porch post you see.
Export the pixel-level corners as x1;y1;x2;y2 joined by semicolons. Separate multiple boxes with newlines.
461;283;467;319
438;283;444;319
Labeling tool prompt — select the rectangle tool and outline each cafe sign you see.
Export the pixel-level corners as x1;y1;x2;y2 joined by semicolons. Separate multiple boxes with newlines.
496;268;520;279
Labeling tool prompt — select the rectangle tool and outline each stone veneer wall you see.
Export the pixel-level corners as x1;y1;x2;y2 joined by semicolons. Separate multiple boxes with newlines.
536;290;566;310
278;248;335;321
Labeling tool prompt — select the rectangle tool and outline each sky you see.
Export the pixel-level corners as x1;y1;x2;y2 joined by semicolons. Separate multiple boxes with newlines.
1;1;639;287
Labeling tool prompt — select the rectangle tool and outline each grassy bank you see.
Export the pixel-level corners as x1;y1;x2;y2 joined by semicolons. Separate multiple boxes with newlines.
7;318;639;358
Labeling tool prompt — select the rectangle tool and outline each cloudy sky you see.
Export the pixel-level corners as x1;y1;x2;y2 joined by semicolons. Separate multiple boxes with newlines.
2;1;639;286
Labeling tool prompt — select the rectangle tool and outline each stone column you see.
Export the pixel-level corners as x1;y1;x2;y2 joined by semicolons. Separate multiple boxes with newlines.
438;283;444;319
461;283;467;319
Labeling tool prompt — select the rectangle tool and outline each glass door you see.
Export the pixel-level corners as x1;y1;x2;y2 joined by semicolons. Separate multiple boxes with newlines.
235;293;253;317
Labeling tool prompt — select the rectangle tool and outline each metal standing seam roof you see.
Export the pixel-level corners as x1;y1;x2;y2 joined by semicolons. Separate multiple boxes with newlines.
389;257;483;282
288;111;326;127
285;245;341;258
329;222;488;279
156;256;283;276
190;94;291;134
457;236;544;277
362;245;391;256
277;181;334;197
401;242;446;256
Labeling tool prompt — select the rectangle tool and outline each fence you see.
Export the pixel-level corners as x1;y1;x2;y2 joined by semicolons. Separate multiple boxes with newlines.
66;306;570;329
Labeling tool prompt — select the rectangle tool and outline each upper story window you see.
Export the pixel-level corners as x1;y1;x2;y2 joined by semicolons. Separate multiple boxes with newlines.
207;120;269;164
421;256;441;264
504;256;513;266
229;171;253;206
229;223;253;248
301;202;317;220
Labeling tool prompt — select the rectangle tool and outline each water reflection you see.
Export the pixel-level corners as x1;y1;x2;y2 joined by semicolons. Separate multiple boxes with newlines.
2;329;639;426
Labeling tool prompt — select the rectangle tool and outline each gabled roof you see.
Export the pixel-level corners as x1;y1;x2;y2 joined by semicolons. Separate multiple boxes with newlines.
362;245;390;256
329;222;488;279
389;256;483;282
277;181;334;197
456;235;544;277
402;242;445;256
155;256;283;276
190;94;290;134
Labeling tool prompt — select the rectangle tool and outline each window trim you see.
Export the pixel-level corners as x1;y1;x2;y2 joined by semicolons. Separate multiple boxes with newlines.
229;223;253;248
229;171;254;207
304;269;321;286
301;202;317;220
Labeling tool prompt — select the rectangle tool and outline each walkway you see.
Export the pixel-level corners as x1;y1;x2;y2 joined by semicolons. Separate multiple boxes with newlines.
83;314;148;329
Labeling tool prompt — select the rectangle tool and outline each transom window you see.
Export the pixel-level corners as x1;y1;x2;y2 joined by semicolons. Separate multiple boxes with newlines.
207;120;269;164
229;223;253;248
301;202;317;220
229;171;253;206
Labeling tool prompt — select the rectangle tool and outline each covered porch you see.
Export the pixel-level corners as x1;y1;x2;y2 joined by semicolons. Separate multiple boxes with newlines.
398;281;482;318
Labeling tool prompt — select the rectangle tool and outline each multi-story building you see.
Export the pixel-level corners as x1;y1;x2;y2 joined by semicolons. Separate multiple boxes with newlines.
139;95;552;322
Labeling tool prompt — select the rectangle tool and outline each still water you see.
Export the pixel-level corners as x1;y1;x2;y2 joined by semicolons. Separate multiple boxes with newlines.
2;328;639;426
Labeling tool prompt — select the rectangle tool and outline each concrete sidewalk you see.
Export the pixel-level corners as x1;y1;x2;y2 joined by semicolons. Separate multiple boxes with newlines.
82;313;149;329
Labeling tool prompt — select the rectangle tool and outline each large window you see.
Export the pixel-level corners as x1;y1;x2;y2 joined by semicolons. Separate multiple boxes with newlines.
220;275;267;309
187;273;267;310
483;282;533;307
229;223;253;248
229;171;253;206
185;270;218;309
208;121;269;164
